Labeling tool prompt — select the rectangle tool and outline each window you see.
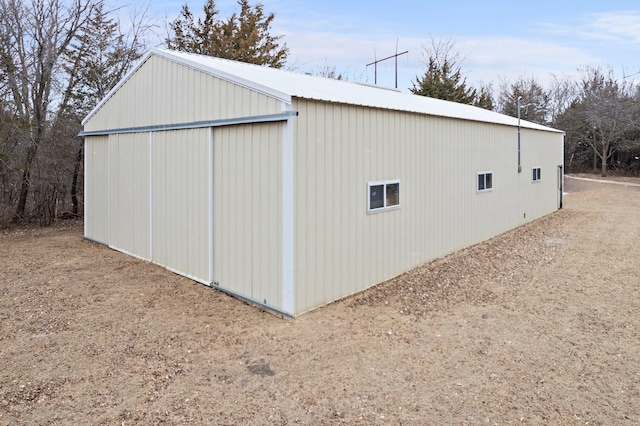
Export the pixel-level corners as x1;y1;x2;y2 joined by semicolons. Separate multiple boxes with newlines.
368;180;400;212
477;172;493;192
532;167;541;182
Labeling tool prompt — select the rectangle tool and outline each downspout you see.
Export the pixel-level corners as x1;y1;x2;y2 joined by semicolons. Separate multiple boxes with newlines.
517;96;522;173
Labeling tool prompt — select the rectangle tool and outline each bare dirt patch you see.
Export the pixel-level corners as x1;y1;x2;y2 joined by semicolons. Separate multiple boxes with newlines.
2;178;640;425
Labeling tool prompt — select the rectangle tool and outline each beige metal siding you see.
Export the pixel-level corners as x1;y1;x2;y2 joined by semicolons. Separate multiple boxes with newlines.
293;99;563;314
82;51;564;317
108;133;151;259
84;55;282;132
84;128;211;283
519;127;565;220
151;128;211;282
214;123;283;309
84;135;110;243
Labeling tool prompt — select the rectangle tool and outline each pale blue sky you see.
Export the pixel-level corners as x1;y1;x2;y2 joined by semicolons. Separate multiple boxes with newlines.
124;0;640;92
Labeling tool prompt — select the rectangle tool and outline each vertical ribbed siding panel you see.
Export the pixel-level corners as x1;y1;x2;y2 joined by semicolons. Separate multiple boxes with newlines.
250;126;261;299
362;108;373;295
150;129;210;283
108;136;119;247
301;103;313;307
110;133;123;251
107;133;150;259
317;103;328;305
213;123;283;310
84;136;110;243
336;104;353;297
270;123;285;307
327;104;338;300
151;134;168;267
174;131;187;272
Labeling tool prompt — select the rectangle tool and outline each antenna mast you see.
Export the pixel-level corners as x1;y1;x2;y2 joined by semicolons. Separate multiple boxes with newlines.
366;40;408;88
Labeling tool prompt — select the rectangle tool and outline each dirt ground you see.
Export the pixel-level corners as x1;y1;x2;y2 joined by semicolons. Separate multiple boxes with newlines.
1;175;640;425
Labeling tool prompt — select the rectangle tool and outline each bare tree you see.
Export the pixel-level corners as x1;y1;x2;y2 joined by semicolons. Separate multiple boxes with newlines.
311;60;346;81
0;0;149;225
496;76;550;125
555;66;640;177
0;102;28;227
0;0;99;222
580;67;640;177
548;73;577;125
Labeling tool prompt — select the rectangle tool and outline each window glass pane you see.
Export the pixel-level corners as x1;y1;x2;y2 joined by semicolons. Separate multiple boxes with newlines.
478;174;485;190
369;184;384;209
386;183;399;206
532;168;541;181
486;173;493;189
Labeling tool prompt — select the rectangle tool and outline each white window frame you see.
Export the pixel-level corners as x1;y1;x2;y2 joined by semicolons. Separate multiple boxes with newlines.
476;171;493;193
367;180;400;213
532;167;541;182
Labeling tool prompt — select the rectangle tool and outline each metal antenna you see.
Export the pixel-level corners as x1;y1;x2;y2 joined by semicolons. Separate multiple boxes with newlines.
366;41;408;89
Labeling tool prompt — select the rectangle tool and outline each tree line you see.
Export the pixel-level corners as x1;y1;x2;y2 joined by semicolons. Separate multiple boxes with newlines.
1;0;638;228
0;0;286;228
412;38;640;178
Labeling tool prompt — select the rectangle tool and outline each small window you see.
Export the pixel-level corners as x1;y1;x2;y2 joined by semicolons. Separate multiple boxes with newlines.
369;184;384;210
532;167;541;182
368;180;400;213
477;172;493;192
386;182;399;206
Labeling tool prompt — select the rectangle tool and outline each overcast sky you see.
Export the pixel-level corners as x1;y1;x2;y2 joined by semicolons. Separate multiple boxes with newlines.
128;0;640;92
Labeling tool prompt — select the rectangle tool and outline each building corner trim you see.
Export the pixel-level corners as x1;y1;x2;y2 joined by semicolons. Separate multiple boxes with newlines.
281;105;295;315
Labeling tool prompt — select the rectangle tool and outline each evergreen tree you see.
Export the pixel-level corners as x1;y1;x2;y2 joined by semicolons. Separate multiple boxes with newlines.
411;38;492;109
65;3;145;116
411;56;477;103
474;85;494;110
166;0;288;68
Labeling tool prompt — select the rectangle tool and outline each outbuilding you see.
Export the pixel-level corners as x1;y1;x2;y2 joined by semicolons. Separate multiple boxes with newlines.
81;48;564;317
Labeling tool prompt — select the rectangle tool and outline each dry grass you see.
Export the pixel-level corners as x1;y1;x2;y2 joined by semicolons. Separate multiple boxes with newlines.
1;177;640;425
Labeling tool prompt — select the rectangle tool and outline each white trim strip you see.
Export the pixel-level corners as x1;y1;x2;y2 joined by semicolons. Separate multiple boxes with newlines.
79;111;298;137
107;134;112;243
209;127;215;283
83;138;88;238
149;132;153;261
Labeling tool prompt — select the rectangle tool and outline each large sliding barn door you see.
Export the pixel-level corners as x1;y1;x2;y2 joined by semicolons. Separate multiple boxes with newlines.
151;128;212;283
213;122;284;310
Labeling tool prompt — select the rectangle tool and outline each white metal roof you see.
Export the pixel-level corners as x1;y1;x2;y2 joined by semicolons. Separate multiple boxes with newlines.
84;48;562;133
